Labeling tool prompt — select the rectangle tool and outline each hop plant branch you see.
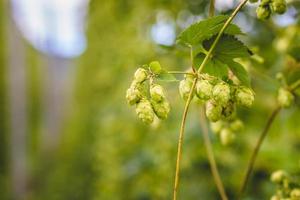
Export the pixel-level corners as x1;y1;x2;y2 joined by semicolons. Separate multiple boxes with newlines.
173;1;249;199
199;107;228;200
238;79;300;199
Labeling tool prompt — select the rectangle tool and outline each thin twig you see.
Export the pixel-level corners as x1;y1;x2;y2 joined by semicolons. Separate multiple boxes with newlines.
199;107;228;200
237;106;281;200
173;1;249;199
209;0;215;17
173;78;197;200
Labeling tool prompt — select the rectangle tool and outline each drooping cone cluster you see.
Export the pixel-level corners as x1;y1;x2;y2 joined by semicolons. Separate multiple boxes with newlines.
255;0;287;20
270;170;300;200
126;67;170;124
210;119;244;146
179;73;255;124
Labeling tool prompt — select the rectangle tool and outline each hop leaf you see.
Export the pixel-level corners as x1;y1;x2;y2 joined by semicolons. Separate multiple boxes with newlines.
278;88;294;108
150;84;165;102
235;86;255;107
179;78;195;101
220;128;235;146
196;79;213;100
149;61;162;74
206;100;222;122
136;99;155;124
134;68;148;83
151;100;170;120
212;82;231;106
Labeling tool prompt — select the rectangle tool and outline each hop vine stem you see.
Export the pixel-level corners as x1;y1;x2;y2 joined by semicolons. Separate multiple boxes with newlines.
172;1;248;200
238;79;300;199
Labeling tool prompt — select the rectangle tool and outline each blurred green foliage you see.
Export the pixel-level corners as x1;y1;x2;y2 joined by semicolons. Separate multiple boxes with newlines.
1;0;300;200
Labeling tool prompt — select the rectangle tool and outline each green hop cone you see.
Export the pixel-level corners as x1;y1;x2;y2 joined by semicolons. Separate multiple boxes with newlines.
210;121;224;134
291;189;300;200
221;101;236;120
220;128;236;146
206;100;222;122
196;79;213;100
135;99;154;124
179;78;195;101
212;82;231;106
229;119;244;132
150;84;165;102
271;0;287;14
235;86;255;107
256;5;271;20
151;99;170;120
134;68;148;83
271;170;288;184
278;88;294;108
126;82;143;105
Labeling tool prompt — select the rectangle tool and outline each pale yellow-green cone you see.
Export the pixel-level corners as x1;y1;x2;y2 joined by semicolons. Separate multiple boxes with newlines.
256;5;271;20
179;79;194;101
220;128;235;146
206;100;222;122
210;121;224;135
291;189;300;200
196;79;213;101
271;170;288;184
150;84;165;102
126;82;143;105
221;101;236;120
271;0;287;14
229;119;244;132
278;88;294;108
212;82;231;106
270;195;280;200
136;99;154;124
134;68;148;83
151;99;170;120
235;86;255;107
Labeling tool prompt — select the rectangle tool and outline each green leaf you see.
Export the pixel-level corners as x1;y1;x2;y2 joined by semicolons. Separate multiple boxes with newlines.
203;35;250;61
226;60;250;87
149;61;162;74
177;15;243;46
194;54;228;79
156;70;178;82
288;46;300;61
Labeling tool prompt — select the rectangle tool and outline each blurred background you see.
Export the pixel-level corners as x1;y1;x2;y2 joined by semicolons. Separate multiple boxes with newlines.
0;0;300;199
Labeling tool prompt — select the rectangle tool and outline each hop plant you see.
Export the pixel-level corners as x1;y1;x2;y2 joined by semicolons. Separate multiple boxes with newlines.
136;98;155;124
150;84;166;102
278;88;294;108
221;101;236;120
229;119;244;132
210;121;224;134
291;189;300;200
235;86;255;107
134;68;148;83
179;76;195;101
220;128;236;146
271;170;289;184
126;81;144;105
151;100;170;120
206;100;222;122
271;0;287;14
256;5;271;20
196;79;213;101
212;82;231;106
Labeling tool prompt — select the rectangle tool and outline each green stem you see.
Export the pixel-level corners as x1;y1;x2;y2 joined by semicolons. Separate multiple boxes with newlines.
173;78;197;200
238;78;300;199
237;106;281;200
173;1;249;199
168;71;195;76
199;108;228;200
209;0;215;17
